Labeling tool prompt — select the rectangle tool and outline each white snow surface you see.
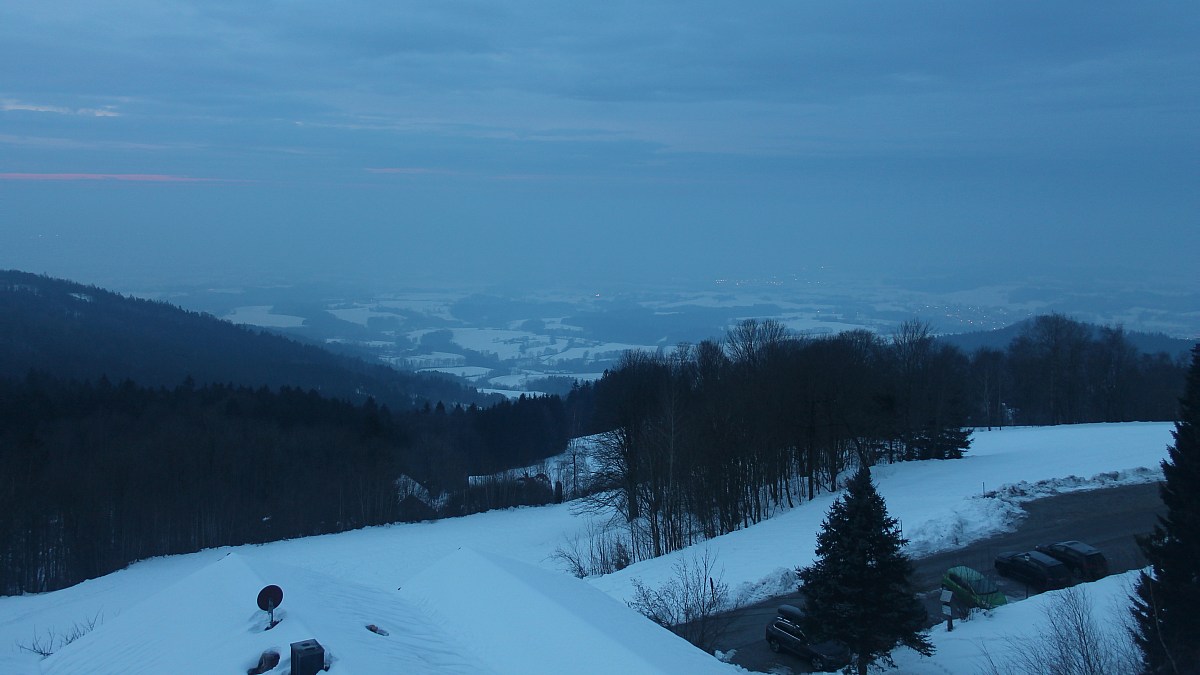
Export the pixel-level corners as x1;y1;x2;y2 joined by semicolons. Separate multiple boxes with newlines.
590;422;1169;606
39;554;490;675
399;548;733;675
418;366;493;381
0;422;1173;674
326;305;403;327
223;305;307;328
889;570;1144;674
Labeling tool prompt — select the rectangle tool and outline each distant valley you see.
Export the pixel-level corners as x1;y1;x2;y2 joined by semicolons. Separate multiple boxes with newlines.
137;273;1198;397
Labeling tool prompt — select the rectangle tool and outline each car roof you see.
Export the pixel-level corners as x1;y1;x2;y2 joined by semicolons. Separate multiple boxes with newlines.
1057;540;1101;554
1026;550;1066;567
947;565;986;582
777;604;805;623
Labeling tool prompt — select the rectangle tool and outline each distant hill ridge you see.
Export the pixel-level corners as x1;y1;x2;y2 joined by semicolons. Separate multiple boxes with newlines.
938;318;1195;360
0;270;496;409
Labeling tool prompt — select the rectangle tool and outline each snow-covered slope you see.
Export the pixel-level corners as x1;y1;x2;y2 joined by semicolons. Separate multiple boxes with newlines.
892;570;1144;674
0;423;1174;673
40;554;493;675
399;549;734;675
592;422;1170;605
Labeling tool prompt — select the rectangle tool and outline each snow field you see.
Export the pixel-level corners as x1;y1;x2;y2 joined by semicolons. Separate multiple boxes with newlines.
0;422;1174;673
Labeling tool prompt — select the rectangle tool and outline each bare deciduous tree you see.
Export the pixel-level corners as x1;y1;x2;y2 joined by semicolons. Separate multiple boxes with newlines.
979;586;1140;675
627;549;741;654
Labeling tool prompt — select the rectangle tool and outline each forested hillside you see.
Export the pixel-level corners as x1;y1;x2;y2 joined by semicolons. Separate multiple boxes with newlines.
0;270;494;411
584;317;1188;565
939;319;1194;363
963;313;1186;426
0;373;573;594
0;270;1188;595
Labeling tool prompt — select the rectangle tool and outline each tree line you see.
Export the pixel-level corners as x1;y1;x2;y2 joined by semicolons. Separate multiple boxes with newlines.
0;269;498;411
984;313;1184;426
1;310;1185;595
582;319;973;564
0;373;570;594
582;315;1187;566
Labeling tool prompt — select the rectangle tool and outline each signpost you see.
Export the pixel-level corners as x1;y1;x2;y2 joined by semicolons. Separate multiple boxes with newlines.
940;588;954;632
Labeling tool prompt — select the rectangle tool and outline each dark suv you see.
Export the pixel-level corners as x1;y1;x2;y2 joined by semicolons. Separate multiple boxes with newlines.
1035;541;1109;581
764;605;851;672
994;551;1072;592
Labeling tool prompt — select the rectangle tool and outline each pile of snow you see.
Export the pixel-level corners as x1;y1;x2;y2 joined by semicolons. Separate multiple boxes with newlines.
0;423;1173;674
892;570;1143;674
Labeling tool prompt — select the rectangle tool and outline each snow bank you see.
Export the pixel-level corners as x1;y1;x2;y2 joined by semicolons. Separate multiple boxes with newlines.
891;570;1142;674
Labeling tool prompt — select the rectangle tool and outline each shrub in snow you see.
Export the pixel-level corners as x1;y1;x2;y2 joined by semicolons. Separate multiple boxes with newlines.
979;585;1139;675
627;549;741;654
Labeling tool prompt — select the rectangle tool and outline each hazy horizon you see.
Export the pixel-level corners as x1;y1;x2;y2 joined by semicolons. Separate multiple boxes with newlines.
2;3;1197;294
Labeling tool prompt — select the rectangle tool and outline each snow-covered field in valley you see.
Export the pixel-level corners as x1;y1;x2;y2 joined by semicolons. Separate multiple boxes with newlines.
0;422;1173;674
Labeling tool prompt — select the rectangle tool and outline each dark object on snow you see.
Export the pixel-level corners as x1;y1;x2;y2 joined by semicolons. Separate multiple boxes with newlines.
257;585;284;628
366;624;390;636
1035;541;1109;581
257;585;284;612
764;605;851;672
247;649;280;675
994;551;1072;592
941;565;1008;610
290;639;325;675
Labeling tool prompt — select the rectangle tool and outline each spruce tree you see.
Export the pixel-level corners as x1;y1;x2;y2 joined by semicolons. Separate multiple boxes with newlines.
1132;344;1200;673
798;464;932;675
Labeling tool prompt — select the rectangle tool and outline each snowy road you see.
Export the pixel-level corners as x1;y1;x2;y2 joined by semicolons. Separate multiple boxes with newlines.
718;481;1164;673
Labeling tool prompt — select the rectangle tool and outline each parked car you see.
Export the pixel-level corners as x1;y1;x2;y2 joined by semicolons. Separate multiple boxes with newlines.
994;551;1072;592
1035;541;1109;581
764;605;851;672
941;566;1008;610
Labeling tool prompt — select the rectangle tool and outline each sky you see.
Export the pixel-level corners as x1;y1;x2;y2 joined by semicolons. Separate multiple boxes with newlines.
1;2;1198;291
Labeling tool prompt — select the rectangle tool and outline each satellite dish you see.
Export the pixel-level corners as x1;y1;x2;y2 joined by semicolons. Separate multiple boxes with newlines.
257;585;284;628
257;585;284;612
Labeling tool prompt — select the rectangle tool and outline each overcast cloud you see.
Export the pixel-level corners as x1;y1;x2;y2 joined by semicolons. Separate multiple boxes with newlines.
1;1;1197;289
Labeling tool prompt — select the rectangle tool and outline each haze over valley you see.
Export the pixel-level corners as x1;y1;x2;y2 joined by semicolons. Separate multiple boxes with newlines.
2;2;1198;673
125;272;1197;398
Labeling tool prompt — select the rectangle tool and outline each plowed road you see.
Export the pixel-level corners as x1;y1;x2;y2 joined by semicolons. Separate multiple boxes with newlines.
714;481;1164;673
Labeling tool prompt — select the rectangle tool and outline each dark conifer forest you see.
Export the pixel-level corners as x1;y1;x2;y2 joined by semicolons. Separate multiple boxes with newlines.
0;271;1189;595
0;375;571;594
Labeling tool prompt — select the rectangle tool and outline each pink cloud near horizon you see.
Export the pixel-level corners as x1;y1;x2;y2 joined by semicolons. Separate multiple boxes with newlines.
0;172;238;183
365;167;459;176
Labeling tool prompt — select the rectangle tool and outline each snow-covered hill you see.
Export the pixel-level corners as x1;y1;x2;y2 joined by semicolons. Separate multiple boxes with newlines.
0;423;1174;674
